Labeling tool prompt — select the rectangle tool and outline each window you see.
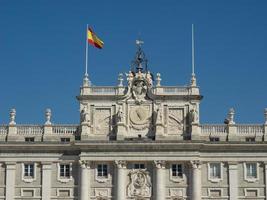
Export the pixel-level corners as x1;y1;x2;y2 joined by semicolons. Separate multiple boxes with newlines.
209;163;221;178
210;137;220;142
25;137;34;142
209;189;222;197
97;164;108;178
60;164;70;178
24;164;34;177
246;137;255;142
61;138;70;143
172;164;183;178
134;163;145;169
245;189;258;197
246;163;257;178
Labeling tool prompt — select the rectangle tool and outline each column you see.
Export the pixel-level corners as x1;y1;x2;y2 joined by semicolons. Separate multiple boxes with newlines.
190;160;202;200
265;163;267;200
154;160;166;200
79;160;90;200
115;160;127;200
42;162;52;200
5;162;16;200
228;163;238;200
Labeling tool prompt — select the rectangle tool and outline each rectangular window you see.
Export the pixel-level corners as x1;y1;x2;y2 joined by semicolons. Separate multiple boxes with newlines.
210;189;221;197
209;163;221;179
60;164;70;178
172;164;183;178
24;164;34;177
25;137;34;142
210;137;220;142
246;137;255;142
61;138;70;143
97;164;108;178
134;163;145;169
246;163;257;178
246;189;257;197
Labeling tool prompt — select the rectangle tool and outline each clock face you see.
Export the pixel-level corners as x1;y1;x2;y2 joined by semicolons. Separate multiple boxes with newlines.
129;106;149;125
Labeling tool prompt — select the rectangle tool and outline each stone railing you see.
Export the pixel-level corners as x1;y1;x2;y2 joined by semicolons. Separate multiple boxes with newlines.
201;124;227;134
17;125;44;135
236;124;264;134
152;86;190;95
0;124;80;141
52;125;79;135
0;126;8;135
89;87;119;95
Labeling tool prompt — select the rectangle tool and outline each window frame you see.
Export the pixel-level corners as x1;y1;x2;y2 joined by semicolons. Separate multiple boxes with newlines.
133;163;146;170
95;163;111;183
169;163;185;182
21;163;37;183
244;162;259;182
57;163;73;183
208;188;223;197
21;188;36;197
208;162;223;183
244;188;259;197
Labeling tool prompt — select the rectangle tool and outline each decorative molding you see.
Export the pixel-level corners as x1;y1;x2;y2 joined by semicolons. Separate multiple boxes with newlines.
190;160;201;169
115;160;127;169
79;160;91;169
21;163;37;183
208;188;223;197
94;188;110;199
127;169;152;198
56;188;73;197
154;160;166;169
244;188;259;197
21;188;35;197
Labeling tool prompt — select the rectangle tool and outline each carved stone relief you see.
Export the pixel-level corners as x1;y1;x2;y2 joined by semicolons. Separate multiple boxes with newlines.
129;105;151;131
167;108;184;134
95;188;109;199
94;108;111;135
127;170;152;198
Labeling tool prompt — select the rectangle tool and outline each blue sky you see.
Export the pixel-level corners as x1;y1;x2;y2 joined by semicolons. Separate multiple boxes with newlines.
0;0;266;124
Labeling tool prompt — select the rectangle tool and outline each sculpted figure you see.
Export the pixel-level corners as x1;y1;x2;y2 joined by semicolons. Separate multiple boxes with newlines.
117;106;124;123
81;106;90;123
146;71;153;86
126;71;134;86
189;106;198;124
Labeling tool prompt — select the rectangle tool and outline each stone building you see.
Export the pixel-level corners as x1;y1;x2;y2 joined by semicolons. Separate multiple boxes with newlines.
1;44;267;200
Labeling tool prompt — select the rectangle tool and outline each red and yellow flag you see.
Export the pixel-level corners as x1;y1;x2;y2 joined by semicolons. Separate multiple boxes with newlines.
87;28;104;49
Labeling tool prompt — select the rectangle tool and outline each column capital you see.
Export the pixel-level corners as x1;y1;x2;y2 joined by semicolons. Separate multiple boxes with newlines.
190;160;202;169
5;162;16;170
41;162;52;170
79;160;91;169
154;160;166;169
115;160;127;169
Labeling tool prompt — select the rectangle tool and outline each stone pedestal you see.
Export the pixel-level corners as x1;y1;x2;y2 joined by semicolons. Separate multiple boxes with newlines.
115;160;127;200
190;161;202;200
116;123;127;140
191;123;201;140
5;162;16;200
42;162;52;200
7;125;17;141
154;160;166;200
81;124;90;140
227;125;237;141
228;163;238;200
79;161;90;200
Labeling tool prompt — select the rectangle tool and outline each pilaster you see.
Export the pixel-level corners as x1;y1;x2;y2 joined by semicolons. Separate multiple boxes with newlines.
5;162;16;200
153;160;166;200
42;162;52;200
228;162;238;200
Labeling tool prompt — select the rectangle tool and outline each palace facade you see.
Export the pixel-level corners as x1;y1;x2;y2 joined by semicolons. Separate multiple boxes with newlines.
0;44;267;200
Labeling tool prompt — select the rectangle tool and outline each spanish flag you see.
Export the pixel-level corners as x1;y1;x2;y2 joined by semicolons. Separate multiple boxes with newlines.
87;28;104;49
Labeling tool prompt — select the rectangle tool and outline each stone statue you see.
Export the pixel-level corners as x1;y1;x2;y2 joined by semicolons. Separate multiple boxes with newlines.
189;106;198;124
146;71;153;86
45;108;52;125
155;104;163;124
126;71;134;86
80;106;90;124
9;108;16;125
117;106;124;123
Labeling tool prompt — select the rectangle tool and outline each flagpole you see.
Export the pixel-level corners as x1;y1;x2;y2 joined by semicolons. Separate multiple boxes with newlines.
192;24;195;76
85;24;89;76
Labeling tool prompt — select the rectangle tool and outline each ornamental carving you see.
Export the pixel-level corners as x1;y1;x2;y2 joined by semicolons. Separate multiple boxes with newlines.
94;108;111;135
127;170;152;198
129;106;150;130
168;108;183;134
115;160;127;169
